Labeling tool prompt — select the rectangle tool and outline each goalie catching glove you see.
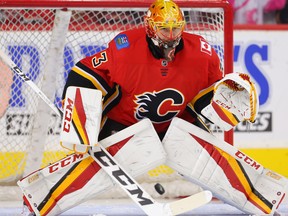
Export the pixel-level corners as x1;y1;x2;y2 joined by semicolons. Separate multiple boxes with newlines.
199;72;258;131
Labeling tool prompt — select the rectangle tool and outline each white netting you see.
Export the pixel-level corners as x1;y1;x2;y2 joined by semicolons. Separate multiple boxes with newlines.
0;1;232;200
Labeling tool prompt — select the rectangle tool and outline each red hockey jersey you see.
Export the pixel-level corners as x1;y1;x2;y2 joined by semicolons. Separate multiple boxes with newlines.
70;27;223;133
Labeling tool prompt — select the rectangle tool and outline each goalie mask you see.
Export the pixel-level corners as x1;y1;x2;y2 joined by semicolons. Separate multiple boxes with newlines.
145;0;185;61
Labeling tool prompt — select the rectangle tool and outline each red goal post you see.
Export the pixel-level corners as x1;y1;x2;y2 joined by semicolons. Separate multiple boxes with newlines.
0;0;233;200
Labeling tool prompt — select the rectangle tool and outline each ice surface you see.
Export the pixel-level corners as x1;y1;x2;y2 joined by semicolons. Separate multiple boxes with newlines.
1;198;288;216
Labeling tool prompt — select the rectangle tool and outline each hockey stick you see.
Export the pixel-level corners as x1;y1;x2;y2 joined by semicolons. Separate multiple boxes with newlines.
90;144;211;216
0;49;212;215
0;49;61;117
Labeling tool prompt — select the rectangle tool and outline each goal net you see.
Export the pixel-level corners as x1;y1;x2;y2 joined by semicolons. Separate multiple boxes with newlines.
0;0;233;201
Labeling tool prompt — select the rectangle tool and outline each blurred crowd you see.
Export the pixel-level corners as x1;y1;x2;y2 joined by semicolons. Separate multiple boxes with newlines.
229;0;288;24
0;9;144;26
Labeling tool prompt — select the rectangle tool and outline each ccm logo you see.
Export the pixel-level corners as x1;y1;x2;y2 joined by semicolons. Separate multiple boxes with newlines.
94;149;154;206
49;154;84;173
235;151;261;170
63;98;74;132
215;99;231;110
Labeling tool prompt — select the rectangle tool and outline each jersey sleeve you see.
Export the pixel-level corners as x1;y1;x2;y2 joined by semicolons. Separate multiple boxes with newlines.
62;45;121;115
187;39;223;119
67;47;114;95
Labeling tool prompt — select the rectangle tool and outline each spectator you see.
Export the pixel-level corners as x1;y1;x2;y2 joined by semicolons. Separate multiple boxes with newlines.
0;61;13;118
276;0;288;23
228;0;286;24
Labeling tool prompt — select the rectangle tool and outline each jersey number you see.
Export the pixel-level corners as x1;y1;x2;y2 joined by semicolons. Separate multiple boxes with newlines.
92;51;107;68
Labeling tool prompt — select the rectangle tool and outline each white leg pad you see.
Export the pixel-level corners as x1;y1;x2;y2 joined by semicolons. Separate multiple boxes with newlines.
162;118;288;215
101;118;167;178
18;119;166;216
19;154;115;216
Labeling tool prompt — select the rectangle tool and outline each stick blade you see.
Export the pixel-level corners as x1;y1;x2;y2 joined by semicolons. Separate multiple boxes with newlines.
168;190;212;215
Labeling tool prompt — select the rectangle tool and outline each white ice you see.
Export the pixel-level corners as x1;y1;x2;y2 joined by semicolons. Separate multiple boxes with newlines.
1;198;288;216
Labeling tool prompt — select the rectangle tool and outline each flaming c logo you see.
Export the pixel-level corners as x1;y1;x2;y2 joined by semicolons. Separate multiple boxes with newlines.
134;89;184;123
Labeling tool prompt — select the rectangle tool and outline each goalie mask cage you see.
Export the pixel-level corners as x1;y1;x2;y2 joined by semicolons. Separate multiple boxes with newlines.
0;0;233;200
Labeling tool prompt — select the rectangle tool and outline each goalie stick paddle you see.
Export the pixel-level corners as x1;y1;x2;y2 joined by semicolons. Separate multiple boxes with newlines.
0;49;213;215
89;145;212;216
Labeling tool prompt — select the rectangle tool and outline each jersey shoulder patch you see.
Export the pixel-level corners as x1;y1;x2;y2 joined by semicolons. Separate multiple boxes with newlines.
182;33;212;56
114;34;130;50
200;38;212;56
